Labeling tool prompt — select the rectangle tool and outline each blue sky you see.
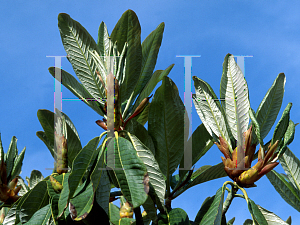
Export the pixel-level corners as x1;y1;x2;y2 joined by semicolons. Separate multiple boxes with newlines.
1;1;300;223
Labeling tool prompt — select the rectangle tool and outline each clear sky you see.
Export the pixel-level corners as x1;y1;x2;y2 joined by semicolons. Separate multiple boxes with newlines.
1;1;300;224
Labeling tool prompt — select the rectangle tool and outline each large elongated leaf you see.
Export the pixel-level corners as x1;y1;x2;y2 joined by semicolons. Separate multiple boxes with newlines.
94;170;110;215
220;54;250;143
179;123;214;180
257;205;289;225
10;146;25;180
193;76;232;151
6;136;18;178
23;204;52;225
58;13;106;101
194;196;215;224
148;77;185;179
200;187;226;225
37;109;55;151
278;121;296;157
130;64;174;121
158;208;189;225
69;182;94;221
37;109;82;167
97;21;110;57
90;141;110;214
36;131;56;159
173;163;226;198
28;170;44;189
247;199;268;225
16;176;30;196
50;194;60;224
58;173;70;218
272;103;292;145
266;170;300;212
127;133;166;207
132;22;165;102
108;136;148;208
3;203;18;225
110;9;142;104
17;181;49;223
49;67;105;116
125;119;155;155
68;136;100;200
254;73;286;143
108;203;120;224
279;147;300;192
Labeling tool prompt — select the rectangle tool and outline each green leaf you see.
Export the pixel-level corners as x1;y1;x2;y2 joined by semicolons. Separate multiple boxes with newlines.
254;73;286;143
107;136;148;208
119;218;136;225
272;103;292;145
249;108;264;148
125;118;155;155
58;13;106;101
148;76;186;179
108;203;120;224
174;163;226;198
257;205;289;225
55;109;83;165
286;216;291;225
142;196;158;223
170;174;180;190
28;170;44;189
69;182;94;221
266;170;300;212
127;133;166;207
200;187;226;225
58;173;70;218
37;109;56;151
90;141;110;214
0;134;4;165
247;199;268;225
23;204;51;225
192;76;232;151
132;22;165;102
50;194;60;224
220;54;250;142
278;121;296;157
136;102;150;126
6;136;18;178
10;147;26;180
68;136;100;200
36;131;56;159
279;147;300;192
97;21;110;57
49;67;105;116
179;123;214;180
227;217;235;225
243;219;253;225
194;196;215;224
16;176;30;196
130;65;174;121
110;9;142;104
158;208;189;225
3;203;18;225
94;170;110;215
17;181;49;223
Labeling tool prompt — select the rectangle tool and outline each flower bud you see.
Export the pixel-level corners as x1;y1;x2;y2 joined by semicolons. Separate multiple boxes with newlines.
120;201;133;218
50;175;63;193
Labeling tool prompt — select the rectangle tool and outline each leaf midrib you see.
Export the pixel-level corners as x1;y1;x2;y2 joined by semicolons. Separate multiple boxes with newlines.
68;22;102;99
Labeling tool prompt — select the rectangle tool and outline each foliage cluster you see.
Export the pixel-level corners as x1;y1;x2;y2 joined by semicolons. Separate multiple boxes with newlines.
0;9;298;225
